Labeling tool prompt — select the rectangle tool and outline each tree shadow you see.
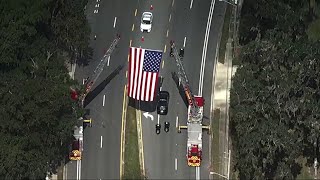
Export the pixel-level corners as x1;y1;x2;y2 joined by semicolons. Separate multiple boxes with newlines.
83;64;124;107
171;72;188;107
76;47;93;67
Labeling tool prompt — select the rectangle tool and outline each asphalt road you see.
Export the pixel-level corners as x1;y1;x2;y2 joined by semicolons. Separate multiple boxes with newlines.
139;0;227;179
67;0;138;179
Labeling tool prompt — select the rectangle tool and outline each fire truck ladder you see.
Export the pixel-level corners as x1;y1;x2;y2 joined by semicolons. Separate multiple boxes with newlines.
85;34;120;94
170;41;210;134
170;41;201;121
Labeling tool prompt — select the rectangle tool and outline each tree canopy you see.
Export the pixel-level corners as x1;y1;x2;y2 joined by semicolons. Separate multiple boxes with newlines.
0;0;90;179
231;0;320;179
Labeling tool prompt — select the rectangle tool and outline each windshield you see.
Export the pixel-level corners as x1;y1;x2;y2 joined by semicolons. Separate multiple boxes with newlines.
142;20;151;24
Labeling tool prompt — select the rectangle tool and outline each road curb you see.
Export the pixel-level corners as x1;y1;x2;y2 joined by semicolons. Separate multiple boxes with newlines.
120;85;128;179
136;109;146;178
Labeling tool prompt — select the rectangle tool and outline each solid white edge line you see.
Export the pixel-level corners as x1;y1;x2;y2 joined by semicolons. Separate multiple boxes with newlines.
100;136;103;148
190;0;193;9
183;37;187;47
113;17;117;28
79;160;81;180
198;0;215;96
175;158;178;170
103;95;106;106
76;160;79;180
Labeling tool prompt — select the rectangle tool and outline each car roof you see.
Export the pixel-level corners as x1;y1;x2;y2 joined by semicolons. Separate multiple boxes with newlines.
142;12;152;18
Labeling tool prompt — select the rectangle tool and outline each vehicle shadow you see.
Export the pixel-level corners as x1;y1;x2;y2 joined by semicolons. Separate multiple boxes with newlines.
171;72;188;107
83;64;124;107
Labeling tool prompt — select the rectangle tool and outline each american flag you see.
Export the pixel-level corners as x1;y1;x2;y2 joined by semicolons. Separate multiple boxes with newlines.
128;47;163;101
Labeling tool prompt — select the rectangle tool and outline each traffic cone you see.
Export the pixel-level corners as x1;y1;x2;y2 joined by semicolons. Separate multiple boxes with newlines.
141;36;144;42
150;5;153;10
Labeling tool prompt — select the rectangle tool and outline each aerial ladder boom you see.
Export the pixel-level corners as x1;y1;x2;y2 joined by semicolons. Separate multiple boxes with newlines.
85;34;121;94
170;41;201;121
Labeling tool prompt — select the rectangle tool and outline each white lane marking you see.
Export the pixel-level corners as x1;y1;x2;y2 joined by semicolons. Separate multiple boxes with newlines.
107;56;110;66
79;160;82;180
172;0;175;7
162;60;165;68
166;29;169;37
198;0;215;96
160;86;162;91
196;166;200;180
103;95;106;106
190;0;194;9
82;78;85;85
183;37;187;47
95;4;99;8
169;14;172;22
100;136;103;148
164;44;167;53
175;158;178;170
113;17;117;28
176;116;179;128
178;77;181;86
157;114;160;124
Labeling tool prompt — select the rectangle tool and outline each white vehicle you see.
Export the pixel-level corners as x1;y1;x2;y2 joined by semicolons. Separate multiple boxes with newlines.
140;12;153;33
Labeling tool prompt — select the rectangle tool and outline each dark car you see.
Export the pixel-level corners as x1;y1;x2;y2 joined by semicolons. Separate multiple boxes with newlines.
157;91;169;115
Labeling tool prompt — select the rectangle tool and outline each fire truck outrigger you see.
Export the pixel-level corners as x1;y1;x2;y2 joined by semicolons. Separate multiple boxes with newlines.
170;41;210;167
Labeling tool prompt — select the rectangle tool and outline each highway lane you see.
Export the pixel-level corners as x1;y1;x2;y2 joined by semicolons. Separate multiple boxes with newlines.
70;0;138;179
139;0;227;179
137;0;213;179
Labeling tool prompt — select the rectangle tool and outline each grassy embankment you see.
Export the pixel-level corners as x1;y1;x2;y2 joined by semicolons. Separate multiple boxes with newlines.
211;4;232;179
123;106;142;179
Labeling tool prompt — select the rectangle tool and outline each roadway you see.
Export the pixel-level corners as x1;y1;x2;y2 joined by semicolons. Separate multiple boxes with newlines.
138;0;227;179
65;0;226;179
67;0;139;179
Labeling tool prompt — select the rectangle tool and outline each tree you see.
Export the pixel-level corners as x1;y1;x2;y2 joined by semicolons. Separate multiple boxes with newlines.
231;34;320;178
0;0;90;178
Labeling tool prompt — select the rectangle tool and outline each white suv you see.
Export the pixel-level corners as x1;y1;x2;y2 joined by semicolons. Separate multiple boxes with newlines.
140;12;153;33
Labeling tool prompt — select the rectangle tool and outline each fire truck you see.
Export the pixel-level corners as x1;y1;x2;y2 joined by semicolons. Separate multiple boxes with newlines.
69;139;82;161
170;41;210;167
69;126;83;161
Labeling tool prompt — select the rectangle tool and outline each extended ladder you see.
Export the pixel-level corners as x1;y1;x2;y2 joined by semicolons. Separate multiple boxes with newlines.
170;41;200;120
85;34;120;94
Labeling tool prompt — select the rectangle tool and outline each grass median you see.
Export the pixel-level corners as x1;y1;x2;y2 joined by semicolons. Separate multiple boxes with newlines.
123;106;142;179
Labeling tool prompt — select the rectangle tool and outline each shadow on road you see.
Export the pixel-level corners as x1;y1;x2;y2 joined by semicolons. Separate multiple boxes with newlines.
83;64;124;107
128;97;157;112
171;72;188;107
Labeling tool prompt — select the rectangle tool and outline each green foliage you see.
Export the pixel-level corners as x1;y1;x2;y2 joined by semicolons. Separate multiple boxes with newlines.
307;19;320;42
0;0;90;179
232;0;320;179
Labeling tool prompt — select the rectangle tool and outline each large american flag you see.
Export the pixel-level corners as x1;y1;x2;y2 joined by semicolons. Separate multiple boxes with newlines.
128;47;163;101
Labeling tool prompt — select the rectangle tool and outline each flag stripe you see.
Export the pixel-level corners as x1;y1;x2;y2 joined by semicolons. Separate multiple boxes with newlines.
150;73;157;101
136;49;144;100
141;72;147;101
129;48;135;97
